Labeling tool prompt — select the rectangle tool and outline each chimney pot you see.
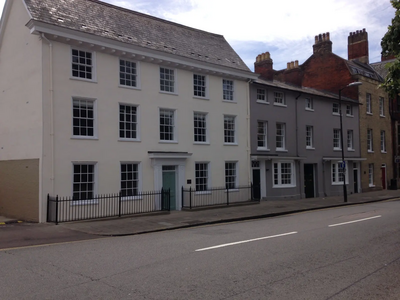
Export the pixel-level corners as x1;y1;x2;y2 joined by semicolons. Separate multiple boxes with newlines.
295;60;299;67
290;61;295;69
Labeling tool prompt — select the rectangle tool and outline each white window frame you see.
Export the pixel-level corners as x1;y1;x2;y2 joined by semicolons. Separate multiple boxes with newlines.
119;103;140;141
346;105;353;116
332;103;340;115
159;108;177;142
120;162;142;200
195;162;210;192
331;161;349;185
366;93;372;114
333;129;341;150
305;98;314;111
379;97;385;117
306;125;314;149
193;74;207;98
223;79;234;101
224;115;236;144
257;121;268;150
273;91;286;106
381;130;386;153
72;97;97;139
273;160;296;188
160;67;176;93
368;163;374;187
367;128;373;152
347;130;354;150
71;48;96;81
193;112;208;144
257;88;268;103
276;123;286;151
119;59;139;89
225;161;238;190
72;162;97;204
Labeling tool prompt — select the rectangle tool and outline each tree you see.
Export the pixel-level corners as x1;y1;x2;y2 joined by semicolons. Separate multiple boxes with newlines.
381;0;400;99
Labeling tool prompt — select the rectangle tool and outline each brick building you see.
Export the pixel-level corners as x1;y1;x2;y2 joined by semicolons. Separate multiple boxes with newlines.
371;55;400;188
258;29;392;192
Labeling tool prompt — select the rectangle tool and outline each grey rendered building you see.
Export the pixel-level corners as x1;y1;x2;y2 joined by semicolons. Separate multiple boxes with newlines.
250;76;363;200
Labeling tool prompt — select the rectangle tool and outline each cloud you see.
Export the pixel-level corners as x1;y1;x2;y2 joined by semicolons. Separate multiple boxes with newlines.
103;0;395;70
0;0;395;70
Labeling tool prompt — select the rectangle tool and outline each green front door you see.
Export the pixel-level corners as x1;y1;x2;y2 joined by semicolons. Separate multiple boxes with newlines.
162;166;176;210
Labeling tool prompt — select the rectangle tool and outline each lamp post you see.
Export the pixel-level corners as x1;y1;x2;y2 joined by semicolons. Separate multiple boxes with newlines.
338;81;362;203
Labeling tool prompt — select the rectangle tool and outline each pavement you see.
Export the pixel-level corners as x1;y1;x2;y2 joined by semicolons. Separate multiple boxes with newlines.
2;189;399;239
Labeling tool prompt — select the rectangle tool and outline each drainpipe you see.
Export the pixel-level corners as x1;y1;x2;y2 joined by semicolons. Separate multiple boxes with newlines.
41;33;55;195
246;79;253;185
295;92;302;198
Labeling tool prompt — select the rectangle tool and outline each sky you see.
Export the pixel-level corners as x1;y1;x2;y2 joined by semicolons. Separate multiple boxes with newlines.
0;0;396;70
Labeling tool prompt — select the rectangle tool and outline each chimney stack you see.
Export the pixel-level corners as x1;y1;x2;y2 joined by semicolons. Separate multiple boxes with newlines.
313;32;332;54
348;28;369;64
255;52;274;81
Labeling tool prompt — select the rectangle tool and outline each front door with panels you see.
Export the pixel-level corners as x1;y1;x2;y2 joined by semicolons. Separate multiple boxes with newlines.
162;166;177;210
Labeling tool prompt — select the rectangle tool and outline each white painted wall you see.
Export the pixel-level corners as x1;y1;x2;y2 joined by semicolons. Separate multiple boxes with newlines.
0;0;43;161
48;41;251;196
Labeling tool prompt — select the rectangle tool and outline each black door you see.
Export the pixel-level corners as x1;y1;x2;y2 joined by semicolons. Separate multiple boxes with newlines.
304;164;314;198
252;169;261;199
353;169;358;193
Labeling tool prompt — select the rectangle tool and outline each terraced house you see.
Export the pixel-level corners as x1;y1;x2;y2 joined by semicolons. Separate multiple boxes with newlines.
251;52;362;200
273;30;392;193
0;0;257;222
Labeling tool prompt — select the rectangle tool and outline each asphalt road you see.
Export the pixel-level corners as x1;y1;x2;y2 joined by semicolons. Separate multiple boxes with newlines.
1;200;399;299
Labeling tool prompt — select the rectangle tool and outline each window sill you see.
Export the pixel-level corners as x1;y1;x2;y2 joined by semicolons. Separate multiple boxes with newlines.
159;140;178;144
257;147;270;151
273;184;296;188
306;147;315;150
276;149;288;152
119;84;141;91
367;150;374;153
256;100;269;105
193;96;209;100
225;189;239;193
194;142;210;145
195;191;212;195
70;77;97;83
333;148;342;151
332;113;340;116
222;100;236;104
332;182;348;186
381;151;387;154
121;196;142;201
119;138;141;142
71;136;98;140
71;199;98;206
159;91;178;96
273;103;287;107
305;108;314;112
380;115;386;118
224;143;238;146
346;115;354;118
347;148;355;152
369;184;375;187
366;112;373;116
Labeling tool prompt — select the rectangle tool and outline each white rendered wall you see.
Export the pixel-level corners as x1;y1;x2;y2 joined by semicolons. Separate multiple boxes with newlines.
49;42;251;196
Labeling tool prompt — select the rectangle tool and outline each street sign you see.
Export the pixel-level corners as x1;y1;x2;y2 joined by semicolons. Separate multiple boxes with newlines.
339;161;346;170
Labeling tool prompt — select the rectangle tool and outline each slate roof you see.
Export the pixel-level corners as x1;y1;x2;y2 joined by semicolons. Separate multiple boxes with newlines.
370;59;395;79
346;59;383;82
254;79;359;104
23;0;250;72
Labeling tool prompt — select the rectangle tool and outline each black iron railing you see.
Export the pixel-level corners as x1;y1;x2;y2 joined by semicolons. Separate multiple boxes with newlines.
47;189;170;224
181;184;258;209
